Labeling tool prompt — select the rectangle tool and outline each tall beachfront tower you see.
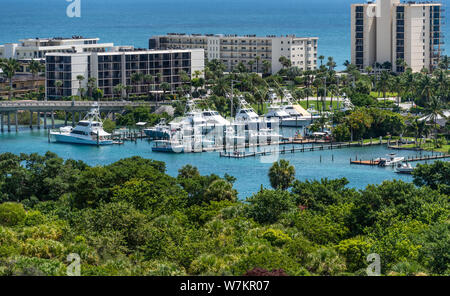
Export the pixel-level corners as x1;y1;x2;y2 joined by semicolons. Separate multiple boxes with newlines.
351;0;445;73
149;34;318;74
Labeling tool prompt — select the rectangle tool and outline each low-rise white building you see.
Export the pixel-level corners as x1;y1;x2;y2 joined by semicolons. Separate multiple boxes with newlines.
0;36;117;61
149;34;318;74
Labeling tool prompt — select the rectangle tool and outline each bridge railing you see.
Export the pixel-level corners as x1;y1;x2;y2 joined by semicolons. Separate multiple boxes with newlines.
0;101;160;108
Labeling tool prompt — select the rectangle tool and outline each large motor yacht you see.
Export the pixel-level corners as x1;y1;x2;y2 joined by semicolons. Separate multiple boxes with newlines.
170;100;207;129
50;103;113;145
143;118;171;139
234;96;261;123
201;110;230;126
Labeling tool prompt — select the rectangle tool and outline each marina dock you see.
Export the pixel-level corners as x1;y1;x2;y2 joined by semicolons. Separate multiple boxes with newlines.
350;154;450;166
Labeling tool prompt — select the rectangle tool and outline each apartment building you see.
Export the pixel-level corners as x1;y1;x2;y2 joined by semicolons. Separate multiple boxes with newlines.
45;49;204;99
351;0;445;73
0;36;119;61
149;34;318;74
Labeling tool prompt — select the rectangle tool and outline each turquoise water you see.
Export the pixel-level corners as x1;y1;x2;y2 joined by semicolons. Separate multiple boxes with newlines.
0;129;438;198
1;0;447;70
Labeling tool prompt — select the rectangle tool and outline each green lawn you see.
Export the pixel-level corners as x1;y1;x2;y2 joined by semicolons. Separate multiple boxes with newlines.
370;91;398;98
298;100;340;111
251;101;341;115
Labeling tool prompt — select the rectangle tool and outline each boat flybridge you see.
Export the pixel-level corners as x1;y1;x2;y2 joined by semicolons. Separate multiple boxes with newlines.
50;103;113;145
143;118;171;139
175;100;208;128
395;162;414;174
265;104;294;122
201;110;230;126
265;93;315;127
234;96;261;123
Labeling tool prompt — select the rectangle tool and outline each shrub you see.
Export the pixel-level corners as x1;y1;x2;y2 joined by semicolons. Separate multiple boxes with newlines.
0;202;26;226
261;229;292;247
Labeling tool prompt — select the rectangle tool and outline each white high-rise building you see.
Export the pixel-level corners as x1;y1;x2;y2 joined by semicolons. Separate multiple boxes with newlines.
149;34;318;74
351;0;445;73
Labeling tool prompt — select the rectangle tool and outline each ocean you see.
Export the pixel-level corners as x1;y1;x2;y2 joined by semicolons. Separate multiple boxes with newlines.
2;0;447;70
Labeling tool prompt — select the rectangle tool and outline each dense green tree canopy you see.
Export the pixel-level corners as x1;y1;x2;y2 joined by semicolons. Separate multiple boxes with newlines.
0;153;448;276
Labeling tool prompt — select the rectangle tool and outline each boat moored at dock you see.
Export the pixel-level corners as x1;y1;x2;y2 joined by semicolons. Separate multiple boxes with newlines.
50;103;113;145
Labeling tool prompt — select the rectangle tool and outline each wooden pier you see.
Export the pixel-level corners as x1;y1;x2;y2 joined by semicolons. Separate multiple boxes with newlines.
350;154;450;166
219;151;273;158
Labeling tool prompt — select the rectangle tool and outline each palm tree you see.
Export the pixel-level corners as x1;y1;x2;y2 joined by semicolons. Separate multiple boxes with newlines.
55;80;63;98
304;87;313;111
365;66;373;74
130;72;144;95
29;59;44;97
418;74;434;106
255;56;261;74
160;82;171;100
318;55;325;67
438;55;449;70
143;74;154;101
113;84;125;100
262;60;271;76
401;69;416;108
407;117;429;147
326;57;336;72
268;159;296;190
278;56;291;69
87;77;97;99
425;96;446;145
125;85;132;100
0;58;20;100
247;60;255;73
377;71;391;107
212;78;230;97
76;75;85;100
328;83;339;112
156;73;162;101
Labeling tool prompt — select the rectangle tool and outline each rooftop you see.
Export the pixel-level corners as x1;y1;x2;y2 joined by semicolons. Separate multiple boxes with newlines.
161;33;318;39
19;36;100;42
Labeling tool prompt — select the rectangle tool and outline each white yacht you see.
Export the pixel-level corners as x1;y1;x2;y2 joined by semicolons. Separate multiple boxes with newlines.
376;153;405;167
50;104;113;145
177;100;207;127
235;96;260;123
264;104;294;122
395;162;414;174
201;110;230;126
282;104;302;117
144;118;171;139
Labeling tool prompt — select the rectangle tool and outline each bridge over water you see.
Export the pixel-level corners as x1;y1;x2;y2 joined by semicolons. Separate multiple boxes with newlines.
0;100;168;132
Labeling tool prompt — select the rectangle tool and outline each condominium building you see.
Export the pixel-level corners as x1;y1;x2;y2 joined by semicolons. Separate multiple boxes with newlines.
0;36;120;61
351;0;445;73
45;49;204;99
149;34;318;74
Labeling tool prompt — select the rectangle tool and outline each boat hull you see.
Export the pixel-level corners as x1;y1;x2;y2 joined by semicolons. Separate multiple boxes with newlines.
152;146;184;153
52;134;113;145
280;118;313;127
144;129;170;139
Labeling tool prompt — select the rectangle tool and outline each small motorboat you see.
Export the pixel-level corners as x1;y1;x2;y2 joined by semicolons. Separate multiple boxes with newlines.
395;162;414;174
376;153;405;167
